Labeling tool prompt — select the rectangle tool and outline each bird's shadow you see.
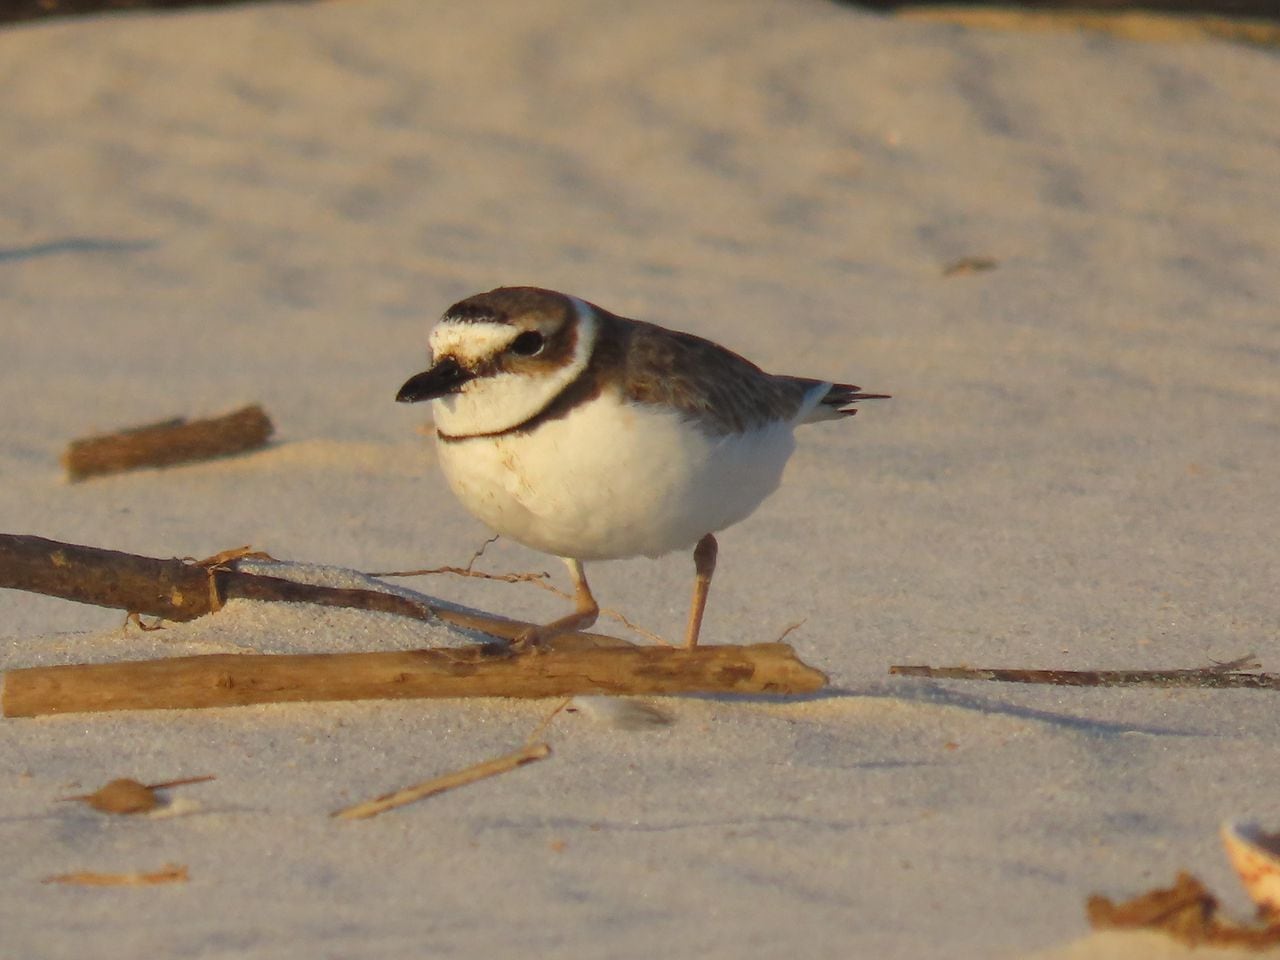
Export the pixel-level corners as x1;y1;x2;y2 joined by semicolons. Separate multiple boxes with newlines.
694;681;1209;739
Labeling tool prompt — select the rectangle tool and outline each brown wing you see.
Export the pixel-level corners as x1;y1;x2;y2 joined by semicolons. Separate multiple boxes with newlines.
609;314;815;434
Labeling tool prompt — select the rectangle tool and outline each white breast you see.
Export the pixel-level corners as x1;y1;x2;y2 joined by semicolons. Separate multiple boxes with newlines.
434;390;798;560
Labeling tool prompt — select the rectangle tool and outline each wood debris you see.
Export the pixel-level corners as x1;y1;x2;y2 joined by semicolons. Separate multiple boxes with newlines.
942;255;999;277
42;864;189;887
890;655;1272;689
1088;871;1280;949
4;641;822;717
333;742;551;820
62;404;273;480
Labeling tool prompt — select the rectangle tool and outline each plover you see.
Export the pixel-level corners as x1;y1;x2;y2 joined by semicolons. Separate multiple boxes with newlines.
396;286;887;648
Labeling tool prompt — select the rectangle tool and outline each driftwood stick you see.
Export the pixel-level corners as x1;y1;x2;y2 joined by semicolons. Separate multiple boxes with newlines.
62;404;273;480
1;643;827;717
0;533;631;647
0;534;218;621
890;661;1276;689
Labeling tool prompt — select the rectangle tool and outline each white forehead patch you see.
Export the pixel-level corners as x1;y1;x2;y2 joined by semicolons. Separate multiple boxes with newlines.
429;321;519;365
431;305;597;439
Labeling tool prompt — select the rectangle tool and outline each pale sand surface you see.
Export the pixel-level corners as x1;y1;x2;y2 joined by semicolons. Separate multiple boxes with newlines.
1;1;1279;957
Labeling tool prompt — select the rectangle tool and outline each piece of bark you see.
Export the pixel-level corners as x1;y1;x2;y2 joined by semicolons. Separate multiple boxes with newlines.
62;404;273;480
1;642;827;717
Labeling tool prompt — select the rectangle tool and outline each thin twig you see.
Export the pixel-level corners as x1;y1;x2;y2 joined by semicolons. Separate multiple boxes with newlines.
374;565;553;586
332;742;551;820
375;551;669;646
42;864;189;886
774;619;807;644
461;534;501;571
141;774;217;791
369;534;505;578
336;690;568;820
526;697;573;746
890;656;1276;689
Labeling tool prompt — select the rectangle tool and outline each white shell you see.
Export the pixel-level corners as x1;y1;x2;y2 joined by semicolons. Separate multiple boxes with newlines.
1221;820;1280;917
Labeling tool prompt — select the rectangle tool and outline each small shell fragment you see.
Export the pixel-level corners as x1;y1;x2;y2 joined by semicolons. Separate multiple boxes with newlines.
1221;820;1280;918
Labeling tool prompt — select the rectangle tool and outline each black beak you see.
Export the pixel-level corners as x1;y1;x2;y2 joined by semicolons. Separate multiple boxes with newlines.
395;357;476;403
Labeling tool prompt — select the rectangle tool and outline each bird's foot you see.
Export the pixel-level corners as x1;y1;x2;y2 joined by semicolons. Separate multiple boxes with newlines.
509;606;600;655
510;624;553;654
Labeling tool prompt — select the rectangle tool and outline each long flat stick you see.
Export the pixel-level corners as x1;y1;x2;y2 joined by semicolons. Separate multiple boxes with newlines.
890;661;1276;689
62;404;273;480
333;742;551;820
2;642;827;717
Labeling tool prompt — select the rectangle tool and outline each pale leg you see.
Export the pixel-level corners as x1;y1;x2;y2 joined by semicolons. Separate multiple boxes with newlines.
683;533;718;648
515;557;599;648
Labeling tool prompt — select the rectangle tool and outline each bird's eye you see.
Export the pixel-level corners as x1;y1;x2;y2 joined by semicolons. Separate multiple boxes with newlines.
510;331;545;356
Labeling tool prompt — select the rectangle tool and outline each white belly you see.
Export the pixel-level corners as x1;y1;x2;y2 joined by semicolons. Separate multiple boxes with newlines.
434;391;797;560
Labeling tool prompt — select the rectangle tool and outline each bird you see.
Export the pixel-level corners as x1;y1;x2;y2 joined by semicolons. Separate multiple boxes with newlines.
396;286;887;648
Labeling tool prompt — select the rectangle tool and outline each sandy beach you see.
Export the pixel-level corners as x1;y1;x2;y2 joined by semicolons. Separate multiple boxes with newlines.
1;1;1278;956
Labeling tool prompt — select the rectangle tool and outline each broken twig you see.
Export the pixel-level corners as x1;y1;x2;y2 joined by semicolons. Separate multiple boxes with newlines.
63;404;273;480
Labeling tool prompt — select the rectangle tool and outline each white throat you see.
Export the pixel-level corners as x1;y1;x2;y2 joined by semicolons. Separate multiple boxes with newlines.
430;304;597;438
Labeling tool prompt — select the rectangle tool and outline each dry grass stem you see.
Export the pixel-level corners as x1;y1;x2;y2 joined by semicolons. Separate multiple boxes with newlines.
774;619;807;644
526;697;573;745
332;742;551;820
42;864;189;886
